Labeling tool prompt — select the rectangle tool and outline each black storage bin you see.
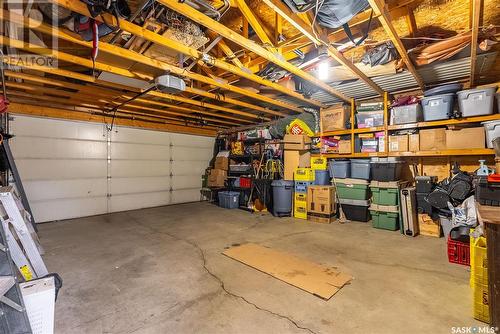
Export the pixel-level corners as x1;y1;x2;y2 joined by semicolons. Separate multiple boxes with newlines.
370;158;403;182
475;177;500;206
415;176;437;194
416;192;433;214
339;199;371;222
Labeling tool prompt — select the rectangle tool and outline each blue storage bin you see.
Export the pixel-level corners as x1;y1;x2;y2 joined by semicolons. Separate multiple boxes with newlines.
350;159;371;180
314;170;330;185
295;181;314;193
421;93;454;121
218;191;240;209
328;160;350;179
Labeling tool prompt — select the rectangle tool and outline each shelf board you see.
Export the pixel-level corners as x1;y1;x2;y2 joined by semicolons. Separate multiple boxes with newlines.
313;149;494;158
321;129;351;136
353;127;385;134
387;114;500;131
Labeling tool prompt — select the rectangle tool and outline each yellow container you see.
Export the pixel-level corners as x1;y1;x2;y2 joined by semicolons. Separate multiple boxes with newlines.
294;168;315;181
473;282;490;323
470;236;488;287
294;201;307;219
310;156;327;170
294;193;307;204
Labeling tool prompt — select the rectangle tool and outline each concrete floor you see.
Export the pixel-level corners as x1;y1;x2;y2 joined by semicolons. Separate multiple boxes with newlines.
38;202;482;334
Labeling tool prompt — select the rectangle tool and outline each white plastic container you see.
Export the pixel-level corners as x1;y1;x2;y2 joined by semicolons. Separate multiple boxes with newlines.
482;120;500;148
391;103;423;124
20;277;56;334
457;87;496;117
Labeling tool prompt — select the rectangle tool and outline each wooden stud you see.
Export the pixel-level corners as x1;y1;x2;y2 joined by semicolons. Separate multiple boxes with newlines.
470;0;482;86
234;0;275;49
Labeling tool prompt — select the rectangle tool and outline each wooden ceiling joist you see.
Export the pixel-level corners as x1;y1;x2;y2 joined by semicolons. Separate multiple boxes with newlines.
48;0;322;110
470;0;482;86
234;0;275;50
158;0;350;103
0;9;284;118
367;0;425;90
261;0;385;96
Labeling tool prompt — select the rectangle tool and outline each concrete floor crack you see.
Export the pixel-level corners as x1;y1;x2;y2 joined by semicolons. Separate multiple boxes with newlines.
129;215;319;334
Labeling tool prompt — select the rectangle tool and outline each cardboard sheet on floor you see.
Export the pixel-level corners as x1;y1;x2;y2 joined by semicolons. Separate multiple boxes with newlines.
223;243;352;299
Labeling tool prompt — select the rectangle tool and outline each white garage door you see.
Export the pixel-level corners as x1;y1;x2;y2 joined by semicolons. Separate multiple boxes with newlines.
10;115;214;222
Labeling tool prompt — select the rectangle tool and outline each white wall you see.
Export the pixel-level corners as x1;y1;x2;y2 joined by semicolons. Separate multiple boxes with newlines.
9;115;214;222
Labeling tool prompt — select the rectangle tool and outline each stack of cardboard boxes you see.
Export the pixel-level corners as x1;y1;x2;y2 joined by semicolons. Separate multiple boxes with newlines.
208;152;228;187
307;186;337;223
283;134;311;180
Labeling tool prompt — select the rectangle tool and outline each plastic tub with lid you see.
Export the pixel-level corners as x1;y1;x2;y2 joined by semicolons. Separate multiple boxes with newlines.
457;87;496;117
421;93;454;121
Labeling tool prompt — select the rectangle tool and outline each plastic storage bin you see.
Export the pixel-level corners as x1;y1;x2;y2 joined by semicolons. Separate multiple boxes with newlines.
350;159;371;180
391;103;423;124
271;180;294;216
314;170;330;185
294;193;308;219
482;120;500;148
356;111;384;128
475;176;500;206
421;93;454;121
295;181;314;193
470;236;488;286
328;160;350;179
370;158;403;182
335;179;370;200
370;210;399;230
473;282;490;323
294;168;315;181
239;177;252;189
339;199;371;222
218;191;240;209
447;237;470;266
371;186;399;205
457;87;496;117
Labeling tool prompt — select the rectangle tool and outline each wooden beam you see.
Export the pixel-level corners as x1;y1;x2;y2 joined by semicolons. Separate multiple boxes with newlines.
158;0;350;103
367;0;425;90
47;0;321;109
8;103;217;136
207;31;244;68
405;5;417;37
0;9;285;117
262;0;385;96
234;0;274;49
470;0;482;86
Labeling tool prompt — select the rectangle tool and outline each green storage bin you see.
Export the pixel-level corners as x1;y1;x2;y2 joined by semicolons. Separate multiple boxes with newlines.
336;182;370;200
370;210;399;231
371;187;399;205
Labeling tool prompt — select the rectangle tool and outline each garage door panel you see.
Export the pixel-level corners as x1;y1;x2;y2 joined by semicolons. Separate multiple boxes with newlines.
171;161;208;175
170;133;214;148
24;179;107;201
111;127;170;145
16;159;108;180
171;147;212;161
110;177;171;195
11;116;106;140
31;197;108;222
109;191;171;212
110;160;170;178
171;189;200;204
171;175;201;190
11;137;107;160
111;142;170;160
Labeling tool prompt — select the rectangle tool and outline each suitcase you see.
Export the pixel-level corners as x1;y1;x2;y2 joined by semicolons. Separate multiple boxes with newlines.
400;187;419;237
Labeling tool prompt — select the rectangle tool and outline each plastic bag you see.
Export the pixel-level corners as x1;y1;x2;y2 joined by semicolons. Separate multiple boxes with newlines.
447;196;477;228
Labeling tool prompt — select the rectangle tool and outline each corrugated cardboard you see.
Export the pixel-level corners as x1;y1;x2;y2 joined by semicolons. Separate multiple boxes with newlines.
283;134;312;150
284;150;310;180
208;169;227;187
446;127;485;149
320;106;349;133
419;128;446;151
307;213;336;224
223;243;352;300
409;134;419;151
338;140;352;154
389;135;409;152
307;185;336;215
214;156;229;170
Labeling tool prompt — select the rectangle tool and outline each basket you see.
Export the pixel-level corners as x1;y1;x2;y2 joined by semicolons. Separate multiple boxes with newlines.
447;237;470;266
239;177;252;189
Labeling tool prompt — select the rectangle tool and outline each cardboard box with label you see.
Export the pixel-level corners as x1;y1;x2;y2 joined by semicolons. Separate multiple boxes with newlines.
208;169;227;187
214;151;230;170
283;134;312;150
338;140;352;154
307;186;336;215
284;150;310;180
389;135;409;152
446;127;485;150
409;134;419;151
320;106;349;133
419;128;446;151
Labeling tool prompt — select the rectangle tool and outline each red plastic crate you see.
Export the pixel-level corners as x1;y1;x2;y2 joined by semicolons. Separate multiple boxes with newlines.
447;237;470;266
239;177;252;189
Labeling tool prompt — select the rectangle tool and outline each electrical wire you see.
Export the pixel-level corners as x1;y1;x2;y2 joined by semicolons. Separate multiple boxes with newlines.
106;85;156;131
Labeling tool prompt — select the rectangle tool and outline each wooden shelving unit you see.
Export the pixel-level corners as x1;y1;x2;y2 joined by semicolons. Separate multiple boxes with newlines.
316;94;499;159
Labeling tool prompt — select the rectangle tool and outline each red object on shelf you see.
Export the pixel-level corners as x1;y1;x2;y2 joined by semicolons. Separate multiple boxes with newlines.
240;177;252;189
487;174;500;183
447;237;470;266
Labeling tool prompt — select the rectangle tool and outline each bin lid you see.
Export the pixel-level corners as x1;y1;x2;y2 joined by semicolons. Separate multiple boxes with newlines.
457;86;496;96
350;159;371;163
271;180;294;187
335;178;369;185
339;199;370;206
424;83;462;97
370;157;403;163
421;93;455;102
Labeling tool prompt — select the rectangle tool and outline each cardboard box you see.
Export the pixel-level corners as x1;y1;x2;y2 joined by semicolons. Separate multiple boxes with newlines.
284;150;310;180
409;134;419;152
389;135;409;152
215;156;229;170
419;128;446;151
283;134;312;150
307;212;335;224
208;169;227;187
320;106;349;133
445;127;485;150
307;185;336;215
338;140;352;154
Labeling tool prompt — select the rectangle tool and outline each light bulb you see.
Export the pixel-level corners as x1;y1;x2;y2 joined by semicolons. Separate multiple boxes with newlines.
318;61;329;81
